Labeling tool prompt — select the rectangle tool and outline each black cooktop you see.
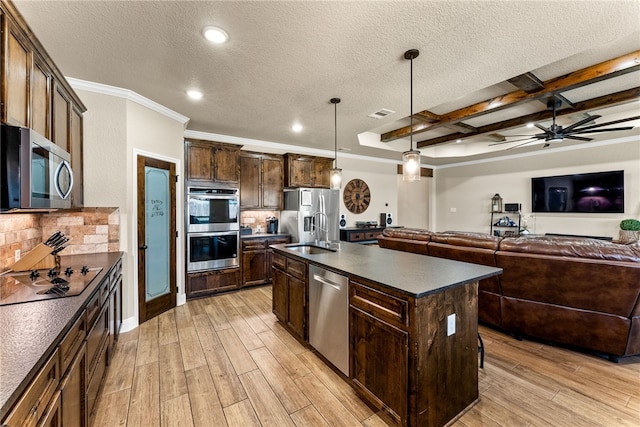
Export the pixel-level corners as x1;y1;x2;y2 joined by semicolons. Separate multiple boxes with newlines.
0;265;103;306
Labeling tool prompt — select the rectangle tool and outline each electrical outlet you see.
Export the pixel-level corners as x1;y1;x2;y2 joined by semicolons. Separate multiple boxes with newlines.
14;249;21;261
447;313;456;336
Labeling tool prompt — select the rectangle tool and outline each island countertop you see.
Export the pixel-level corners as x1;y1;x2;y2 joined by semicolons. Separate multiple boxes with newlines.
271;242;502;297
0;251;123;419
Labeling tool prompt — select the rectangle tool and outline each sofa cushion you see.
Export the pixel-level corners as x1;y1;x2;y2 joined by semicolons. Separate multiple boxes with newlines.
381;227;433;242
498;236;640;263
430;231;501;250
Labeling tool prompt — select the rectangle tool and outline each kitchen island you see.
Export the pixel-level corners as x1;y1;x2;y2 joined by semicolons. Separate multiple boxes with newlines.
271;242;501;427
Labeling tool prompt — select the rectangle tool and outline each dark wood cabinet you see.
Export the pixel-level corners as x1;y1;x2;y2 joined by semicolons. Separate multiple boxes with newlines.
241;236;289;287
186;268;240;298
284;153;333;188
59;343;86;427
339;227;385;244
2;15;30;128
350;280;409;424
239;152;284;210
1;0;86;207
271;251;306;341
185;139;240;185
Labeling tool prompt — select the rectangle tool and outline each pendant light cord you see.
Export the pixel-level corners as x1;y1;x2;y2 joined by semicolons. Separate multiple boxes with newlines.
410;54;413;151
334;100;338;168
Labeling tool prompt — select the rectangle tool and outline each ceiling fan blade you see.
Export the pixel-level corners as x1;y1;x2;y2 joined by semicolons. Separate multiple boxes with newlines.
488;136;541;146
506;139;538;150
572;126;635;134
573;115;640;132
534;123;549;132
562;114;602;133
564;135;593;142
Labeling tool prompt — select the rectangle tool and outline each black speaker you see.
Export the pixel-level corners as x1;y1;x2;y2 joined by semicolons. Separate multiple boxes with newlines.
380;213;393;227
339;214;347;229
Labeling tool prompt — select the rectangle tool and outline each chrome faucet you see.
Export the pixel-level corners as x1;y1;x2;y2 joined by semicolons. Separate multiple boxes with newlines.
311;211;329;246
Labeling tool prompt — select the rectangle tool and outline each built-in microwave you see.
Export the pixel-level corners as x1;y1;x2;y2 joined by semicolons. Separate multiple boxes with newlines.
187;187;239;232
187;231;239;271
1;124;73;212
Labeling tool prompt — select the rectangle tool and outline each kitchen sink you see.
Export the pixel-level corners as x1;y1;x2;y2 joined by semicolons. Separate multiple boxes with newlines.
285;244;336;254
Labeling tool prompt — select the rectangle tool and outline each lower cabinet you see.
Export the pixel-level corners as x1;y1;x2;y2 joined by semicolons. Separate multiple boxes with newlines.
186;268;240;298
1;256;123;427
271;252;306;341
60;343;86;427
241;236;290;287
350;281;409;424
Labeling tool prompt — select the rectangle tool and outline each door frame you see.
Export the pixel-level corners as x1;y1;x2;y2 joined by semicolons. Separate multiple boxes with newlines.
131;149;184;327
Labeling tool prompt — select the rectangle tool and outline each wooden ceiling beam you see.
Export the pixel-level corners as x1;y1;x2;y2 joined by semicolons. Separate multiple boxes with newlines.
416;86;640;148
382;50;640;142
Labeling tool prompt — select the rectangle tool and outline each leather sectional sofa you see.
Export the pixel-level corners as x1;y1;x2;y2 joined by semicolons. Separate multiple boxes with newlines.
378;228;640;360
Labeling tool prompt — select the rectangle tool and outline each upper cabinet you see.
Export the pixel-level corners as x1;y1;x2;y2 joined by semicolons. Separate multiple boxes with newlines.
239;152;284;210
185;139;241;185
283;153;333;188
1;0;87;207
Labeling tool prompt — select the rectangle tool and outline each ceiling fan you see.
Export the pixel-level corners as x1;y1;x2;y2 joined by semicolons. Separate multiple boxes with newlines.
489;98;640;150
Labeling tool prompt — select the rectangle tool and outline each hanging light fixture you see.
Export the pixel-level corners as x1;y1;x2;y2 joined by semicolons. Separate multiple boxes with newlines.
329;97;342;189
402;49;421;182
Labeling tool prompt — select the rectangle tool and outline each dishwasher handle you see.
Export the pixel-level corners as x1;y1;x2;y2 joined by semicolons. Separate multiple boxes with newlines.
312;274;343;291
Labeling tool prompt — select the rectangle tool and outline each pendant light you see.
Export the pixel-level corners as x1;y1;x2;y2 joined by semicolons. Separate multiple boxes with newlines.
329;97;342;189
402;49;421;182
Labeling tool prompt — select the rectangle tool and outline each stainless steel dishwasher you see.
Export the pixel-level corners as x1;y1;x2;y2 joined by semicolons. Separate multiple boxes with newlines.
308;264;349;375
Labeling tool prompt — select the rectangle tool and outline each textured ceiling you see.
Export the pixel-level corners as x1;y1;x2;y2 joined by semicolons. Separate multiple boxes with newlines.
12;0;640;166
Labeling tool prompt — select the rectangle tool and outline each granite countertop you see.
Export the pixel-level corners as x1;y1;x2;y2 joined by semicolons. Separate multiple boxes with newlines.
271;242;501;298
0;251;123;419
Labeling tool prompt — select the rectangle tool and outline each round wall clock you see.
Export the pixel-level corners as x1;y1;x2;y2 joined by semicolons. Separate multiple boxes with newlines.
343;179;371;214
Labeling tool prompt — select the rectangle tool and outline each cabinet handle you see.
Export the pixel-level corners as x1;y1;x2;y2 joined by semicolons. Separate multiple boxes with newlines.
139;245;148;250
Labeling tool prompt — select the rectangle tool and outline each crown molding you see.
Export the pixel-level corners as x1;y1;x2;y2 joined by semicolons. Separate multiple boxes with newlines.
66;77;190;126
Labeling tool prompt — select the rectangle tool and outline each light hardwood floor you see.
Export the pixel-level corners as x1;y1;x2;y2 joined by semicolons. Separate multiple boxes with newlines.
93;286;640;427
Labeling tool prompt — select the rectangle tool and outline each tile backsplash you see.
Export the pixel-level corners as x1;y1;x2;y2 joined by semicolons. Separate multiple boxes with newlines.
0;208;120;272
240;210;280;233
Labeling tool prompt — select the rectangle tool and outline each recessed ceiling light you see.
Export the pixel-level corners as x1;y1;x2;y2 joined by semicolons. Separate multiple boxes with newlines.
202;26;229;44
526;123;535;128
455;139;462;143
291;123;303;133
187;90;203;100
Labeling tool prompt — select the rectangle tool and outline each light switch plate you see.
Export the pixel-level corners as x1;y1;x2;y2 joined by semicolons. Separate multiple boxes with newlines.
447;313;456;336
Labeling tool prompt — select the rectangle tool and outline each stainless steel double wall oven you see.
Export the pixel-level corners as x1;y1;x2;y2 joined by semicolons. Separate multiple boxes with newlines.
186;187;239;271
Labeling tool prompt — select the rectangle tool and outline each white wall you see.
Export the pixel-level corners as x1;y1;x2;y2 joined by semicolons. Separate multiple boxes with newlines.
333;156;398;227
434;137;640;239
77;88;186;330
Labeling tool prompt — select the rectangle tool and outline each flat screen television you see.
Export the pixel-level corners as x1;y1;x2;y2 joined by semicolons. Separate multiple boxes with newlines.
531;170;624;213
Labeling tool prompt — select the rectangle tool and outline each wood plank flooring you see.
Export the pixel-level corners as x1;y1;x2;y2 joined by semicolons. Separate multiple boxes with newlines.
93;286;640;427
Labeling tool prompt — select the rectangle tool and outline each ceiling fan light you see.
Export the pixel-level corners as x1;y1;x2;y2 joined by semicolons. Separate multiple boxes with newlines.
402;149;421;182
547;136;564;144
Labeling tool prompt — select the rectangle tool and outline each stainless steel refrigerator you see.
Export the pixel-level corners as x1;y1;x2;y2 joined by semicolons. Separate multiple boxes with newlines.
281;188;340;244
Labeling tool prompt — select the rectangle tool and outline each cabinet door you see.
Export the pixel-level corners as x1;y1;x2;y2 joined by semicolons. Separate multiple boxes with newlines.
4;20;30;127
350;308;408;424
59;343;86;427
69;106;83;207
37;391;61;427
271;268;287;323
262;156;284;209
186;142;214;181
30;53;51;138
265;238;289;283
214;145;239;184
242;249;267;287
288;157;314;187
239;154;261;209
52;81;71;152
287;275;306;340
313;158;333;188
